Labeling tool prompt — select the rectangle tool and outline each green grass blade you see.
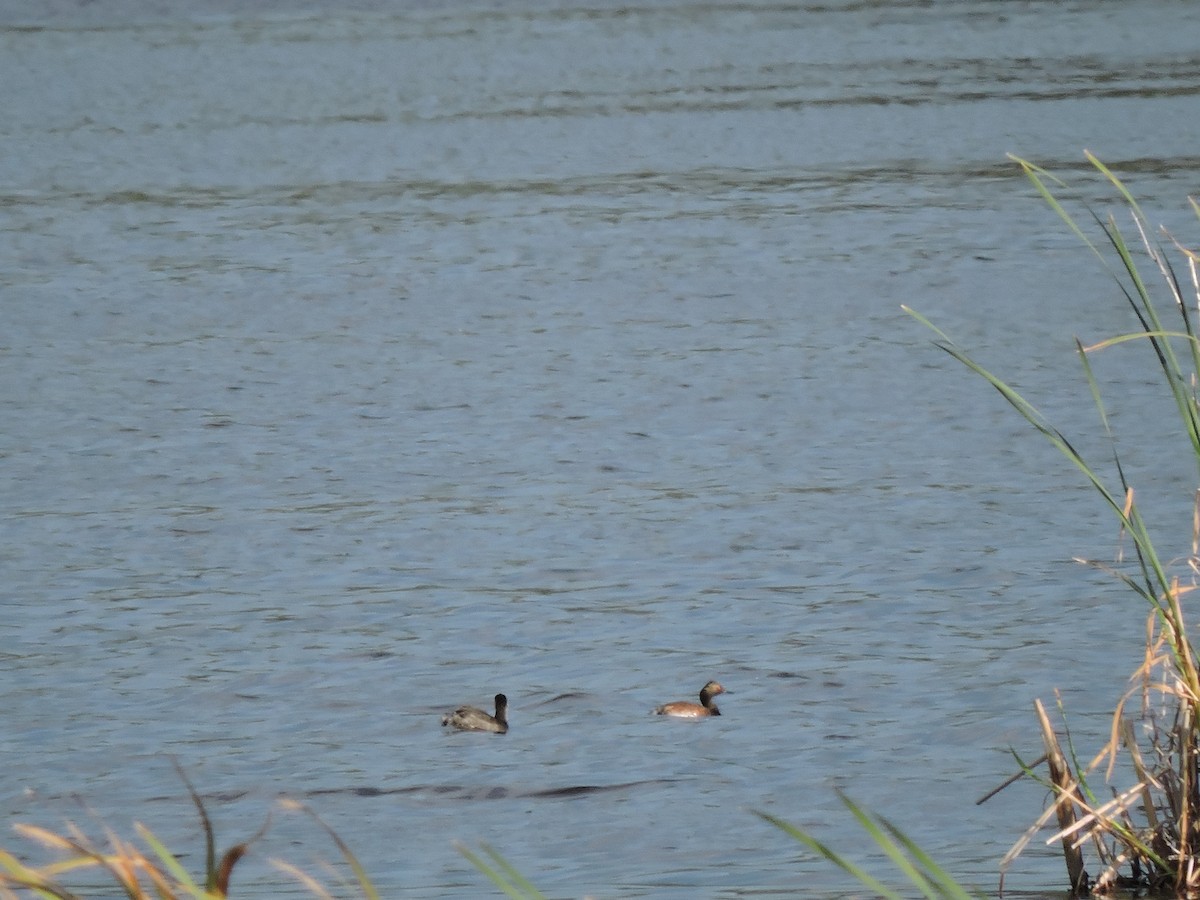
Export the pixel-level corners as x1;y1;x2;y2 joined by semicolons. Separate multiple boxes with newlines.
766;794;983;900
1074;158;1200;464
1008;155;1110;266
1086;152;1149;219
905;307;1164;553
836;795;944;900
753;810;907;900
905;311;1127;520
1074;339;1163;596
876;818;980;900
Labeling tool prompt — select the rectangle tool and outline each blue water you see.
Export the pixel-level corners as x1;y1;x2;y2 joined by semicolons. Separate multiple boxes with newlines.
4;0;1200;895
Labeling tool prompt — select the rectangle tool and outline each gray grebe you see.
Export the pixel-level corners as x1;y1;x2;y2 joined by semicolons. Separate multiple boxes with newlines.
442;693;508;733
655;681;725;718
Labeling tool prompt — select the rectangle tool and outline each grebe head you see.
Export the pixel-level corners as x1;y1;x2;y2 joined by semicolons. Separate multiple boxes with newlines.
699;681;725;702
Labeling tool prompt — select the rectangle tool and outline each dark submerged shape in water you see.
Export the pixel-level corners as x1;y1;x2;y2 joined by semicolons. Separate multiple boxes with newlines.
442;693;508;733
655;680;725;718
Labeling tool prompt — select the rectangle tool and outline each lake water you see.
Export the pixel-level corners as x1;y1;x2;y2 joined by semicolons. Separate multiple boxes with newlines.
4;0;1200;896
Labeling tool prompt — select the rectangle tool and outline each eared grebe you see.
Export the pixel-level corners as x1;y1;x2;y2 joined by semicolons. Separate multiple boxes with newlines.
441;693;508;734
655;680;725;718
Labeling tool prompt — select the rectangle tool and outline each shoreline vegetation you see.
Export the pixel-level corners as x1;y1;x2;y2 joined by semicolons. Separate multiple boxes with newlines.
4;156;1198;898
907;152;1200;896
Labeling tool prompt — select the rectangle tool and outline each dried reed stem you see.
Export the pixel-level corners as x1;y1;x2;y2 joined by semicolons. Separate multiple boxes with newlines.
1036;698;1090;894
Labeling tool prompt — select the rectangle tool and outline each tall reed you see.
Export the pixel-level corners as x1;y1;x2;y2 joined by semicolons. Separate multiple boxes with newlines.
909;152;1200;894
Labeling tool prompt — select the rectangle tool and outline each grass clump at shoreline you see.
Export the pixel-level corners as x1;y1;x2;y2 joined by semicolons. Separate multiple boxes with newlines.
0;763;377;900
909;151;1200;894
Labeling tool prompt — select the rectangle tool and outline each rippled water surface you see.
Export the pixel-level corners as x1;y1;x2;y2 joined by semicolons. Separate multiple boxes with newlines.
5;0;1200;895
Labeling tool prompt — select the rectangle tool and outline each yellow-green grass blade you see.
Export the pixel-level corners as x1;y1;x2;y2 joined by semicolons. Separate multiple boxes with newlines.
305;813;378;900
456;843;543;900
0;849;80;900
479;844;546;899
135;824;211;898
